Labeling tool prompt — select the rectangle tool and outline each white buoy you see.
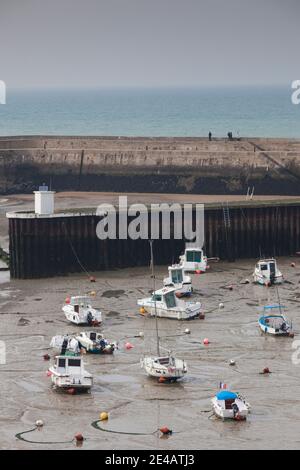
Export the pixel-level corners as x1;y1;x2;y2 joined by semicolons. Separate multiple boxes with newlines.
229;359;236;366
184;328;191;334
219;302;224;309
139;331;144;337
35;419;44;427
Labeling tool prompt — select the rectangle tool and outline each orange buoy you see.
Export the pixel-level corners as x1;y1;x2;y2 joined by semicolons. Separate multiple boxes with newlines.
125;342;133;350
65;297;70;304
203;338;210;345
90;276;96;282
262;367;270;374
43;354;50;361
46;370;52;377
67;388;76;395
158;376;166;383
289;332;295;338
195;270;201;274
160;426;172;435
291;262;296;267
199;313;205;320
74;433;84;442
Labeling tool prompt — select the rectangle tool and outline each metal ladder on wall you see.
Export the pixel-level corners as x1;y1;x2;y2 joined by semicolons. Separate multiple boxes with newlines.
222;202;233;261
223;202;231;229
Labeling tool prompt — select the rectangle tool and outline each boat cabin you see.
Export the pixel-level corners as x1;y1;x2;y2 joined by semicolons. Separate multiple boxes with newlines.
78;331;102;342
255;259;279;279
185;248;203;263
151;288;177;309
216;390;238;406
68;296;92;310
54;355;83;376
169;266;184;284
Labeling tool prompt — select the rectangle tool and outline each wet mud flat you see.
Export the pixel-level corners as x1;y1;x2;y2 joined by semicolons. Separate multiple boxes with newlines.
1;258;300;450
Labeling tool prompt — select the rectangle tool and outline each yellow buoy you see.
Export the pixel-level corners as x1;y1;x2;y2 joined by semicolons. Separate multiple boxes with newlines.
139;307;146;315
99;411;109;421
90;291;96;296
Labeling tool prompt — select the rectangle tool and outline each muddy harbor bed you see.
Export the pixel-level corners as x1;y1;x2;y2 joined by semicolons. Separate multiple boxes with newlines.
1;258;300;450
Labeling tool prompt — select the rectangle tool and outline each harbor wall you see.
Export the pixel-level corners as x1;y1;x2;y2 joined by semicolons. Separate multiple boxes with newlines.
7;200;300;279
1;136;300;195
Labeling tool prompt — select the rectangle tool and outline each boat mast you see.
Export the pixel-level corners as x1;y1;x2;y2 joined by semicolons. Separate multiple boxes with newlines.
276;286;282;316
149;240;160;356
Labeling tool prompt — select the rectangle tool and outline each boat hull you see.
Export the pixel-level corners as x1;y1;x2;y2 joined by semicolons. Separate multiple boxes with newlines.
141;357;187;379
138;301;201;320
258;318;291;336
180;261;207;273
63;306;102;325
50;373;93;391
211;397;249;420
253;273;283;285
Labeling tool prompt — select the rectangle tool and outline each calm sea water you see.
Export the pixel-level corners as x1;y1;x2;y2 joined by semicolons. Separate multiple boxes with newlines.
0;86;299;137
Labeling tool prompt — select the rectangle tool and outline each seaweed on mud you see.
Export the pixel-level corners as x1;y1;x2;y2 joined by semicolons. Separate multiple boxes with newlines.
102;290;125;298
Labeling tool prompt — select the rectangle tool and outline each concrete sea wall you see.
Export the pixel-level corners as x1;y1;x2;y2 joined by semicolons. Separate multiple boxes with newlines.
1;136;300;195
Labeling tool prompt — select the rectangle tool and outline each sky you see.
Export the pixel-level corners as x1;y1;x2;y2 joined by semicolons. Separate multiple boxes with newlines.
0;0;299;88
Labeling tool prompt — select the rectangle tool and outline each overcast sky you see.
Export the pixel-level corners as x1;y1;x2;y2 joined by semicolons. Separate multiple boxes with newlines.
0;0;299;88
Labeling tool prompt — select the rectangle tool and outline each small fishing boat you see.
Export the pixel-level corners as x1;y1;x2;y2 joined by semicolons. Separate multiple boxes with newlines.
258;304;293;336
141;240;188;380
179;247;207;273
253;258;283;285
211;390;250;421
75;331;115;354
48;355;93;391
63;295;102;325
50;332;115;354
163;264;192;297
138;286;202;320
50;335;81;355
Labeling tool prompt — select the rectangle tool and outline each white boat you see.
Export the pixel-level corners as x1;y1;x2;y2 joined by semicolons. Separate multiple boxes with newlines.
179;247;207;272
138;286;202;320
253;258;283;285
48;355;93;391
140;240;188;381
211;390;250;420
63;295;102;325
258;304;293;336
141;355;187;380
50;332;115;354
75;331;115;354
50;335;81;355
163;264;192;297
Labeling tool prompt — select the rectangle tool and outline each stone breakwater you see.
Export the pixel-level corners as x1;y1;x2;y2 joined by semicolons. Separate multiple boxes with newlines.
1;136;300;194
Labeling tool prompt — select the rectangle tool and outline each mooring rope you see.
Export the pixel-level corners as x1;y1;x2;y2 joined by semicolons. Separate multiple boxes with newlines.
15;426;75;444
62;222;91;277
91;420;159;436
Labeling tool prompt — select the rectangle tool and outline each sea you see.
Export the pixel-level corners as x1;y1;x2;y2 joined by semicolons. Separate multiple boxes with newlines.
0;86;299;137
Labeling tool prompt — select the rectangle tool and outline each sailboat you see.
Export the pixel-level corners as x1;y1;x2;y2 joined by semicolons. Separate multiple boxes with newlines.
140;241;188;381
